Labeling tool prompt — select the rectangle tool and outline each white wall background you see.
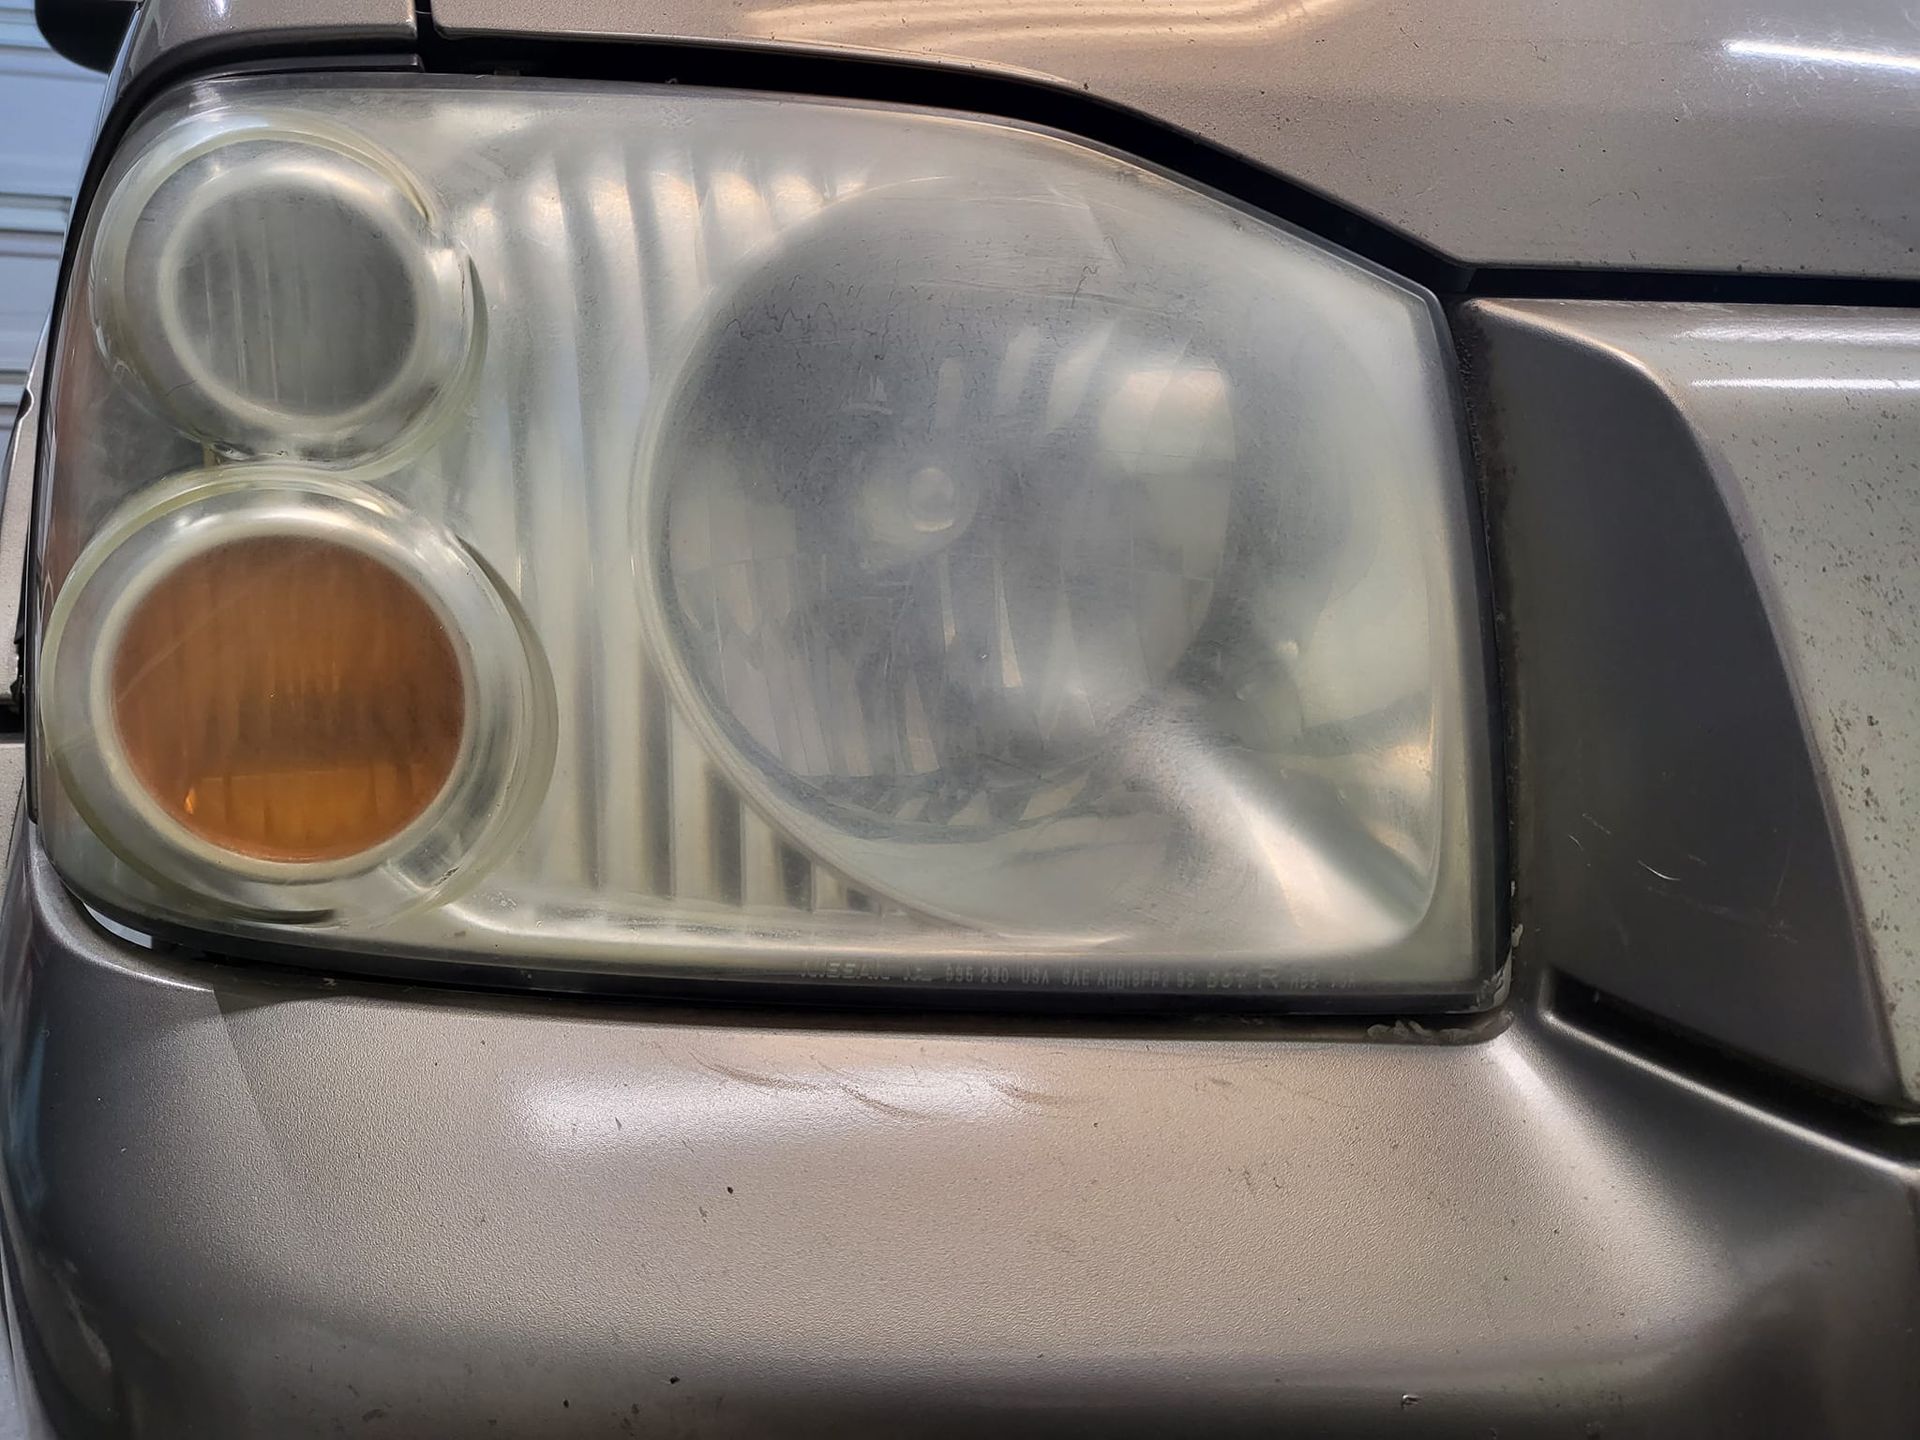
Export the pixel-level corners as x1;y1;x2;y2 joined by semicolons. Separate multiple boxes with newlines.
1;5;105;454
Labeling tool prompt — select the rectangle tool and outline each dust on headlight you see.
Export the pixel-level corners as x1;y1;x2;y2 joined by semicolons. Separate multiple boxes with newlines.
34;75;1493;1002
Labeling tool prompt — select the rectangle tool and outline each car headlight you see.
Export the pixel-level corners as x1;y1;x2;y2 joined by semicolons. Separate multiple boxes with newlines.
34;75;1495;1002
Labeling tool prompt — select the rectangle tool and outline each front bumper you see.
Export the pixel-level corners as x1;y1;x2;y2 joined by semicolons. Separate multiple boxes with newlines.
1;822;1915;1437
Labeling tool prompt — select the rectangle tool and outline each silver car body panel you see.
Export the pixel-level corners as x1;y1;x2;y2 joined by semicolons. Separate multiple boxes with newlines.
117;0;1920;281
3;293;1920;1428
12;2;1920;1432
120;0;413;80
1469;300;1920;1098
3;834;1918;1435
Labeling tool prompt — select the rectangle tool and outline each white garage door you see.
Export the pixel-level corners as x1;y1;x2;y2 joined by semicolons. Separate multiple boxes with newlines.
0;6;105;454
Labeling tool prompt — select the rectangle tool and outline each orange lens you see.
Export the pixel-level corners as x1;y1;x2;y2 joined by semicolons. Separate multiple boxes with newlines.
110;535;464;864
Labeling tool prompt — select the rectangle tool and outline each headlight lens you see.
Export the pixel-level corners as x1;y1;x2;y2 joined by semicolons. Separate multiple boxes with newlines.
87;113;478;463
36;76;1494;1001
41;468;553;920
109;531;464;864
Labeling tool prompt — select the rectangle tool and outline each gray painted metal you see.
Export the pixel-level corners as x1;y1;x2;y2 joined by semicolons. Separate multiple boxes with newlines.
2;829;1918;1435
1463;300;1920;1103
93;0;1920;281
0;7;100;454
406;0;1920;281
118;0;412;81
0;751;40;1440
117;0;412;79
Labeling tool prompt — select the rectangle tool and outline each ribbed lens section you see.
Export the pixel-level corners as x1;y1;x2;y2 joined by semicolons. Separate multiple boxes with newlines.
429;141;914;918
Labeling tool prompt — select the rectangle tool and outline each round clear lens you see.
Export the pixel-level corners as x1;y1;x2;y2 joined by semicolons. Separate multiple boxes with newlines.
89;115;478;463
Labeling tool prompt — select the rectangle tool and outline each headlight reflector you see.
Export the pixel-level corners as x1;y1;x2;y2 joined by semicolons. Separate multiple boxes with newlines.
35;77;1494;1002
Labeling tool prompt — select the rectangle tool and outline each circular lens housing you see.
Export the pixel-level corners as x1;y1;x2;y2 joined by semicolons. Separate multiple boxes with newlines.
640;184;1242;930
89;112;478;463
109;535;466;864
42;469;554;920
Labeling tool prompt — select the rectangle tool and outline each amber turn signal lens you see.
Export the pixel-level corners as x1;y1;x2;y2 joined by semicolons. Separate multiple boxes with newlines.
109;535;464;864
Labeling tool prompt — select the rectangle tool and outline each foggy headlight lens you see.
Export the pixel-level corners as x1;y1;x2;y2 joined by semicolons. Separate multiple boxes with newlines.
89;115;477;462
650;188;1244;933
111;533;465;864
41;469;552;920
36;77;1493;1002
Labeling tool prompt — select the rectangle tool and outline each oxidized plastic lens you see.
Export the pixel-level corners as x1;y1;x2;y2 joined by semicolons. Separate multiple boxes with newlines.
39;81;1490;999
88;119;477;462
661;194;1235;812
110;535;465;863
152;158;422;416
643;183;1422;939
